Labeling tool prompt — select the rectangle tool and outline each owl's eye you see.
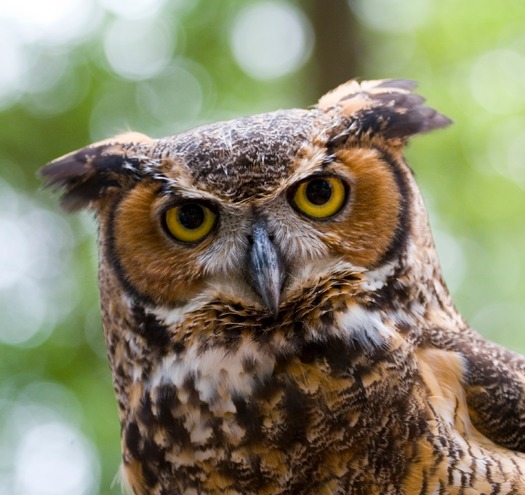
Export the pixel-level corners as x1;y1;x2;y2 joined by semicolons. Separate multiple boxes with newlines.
291;176;347;219
164;203;217;243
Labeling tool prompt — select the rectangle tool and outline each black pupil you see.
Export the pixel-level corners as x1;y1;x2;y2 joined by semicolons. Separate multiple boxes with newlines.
306;179;332;205
178;204;205;229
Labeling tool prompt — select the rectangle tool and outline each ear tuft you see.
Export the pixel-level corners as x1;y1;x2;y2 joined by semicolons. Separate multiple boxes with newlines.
318;79;452;141
40;132;154;212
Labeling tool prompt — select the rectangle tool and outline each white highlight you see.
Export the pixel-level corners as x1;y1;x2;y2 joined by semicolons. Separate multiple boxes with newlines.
104;17;175;80
337;305;395;350
361;262;396;291
0;181;79;346
1;0;96;45
470;49;525;115
230;2;313;80
98;0;166;19
136;63;204;130
148;296;212;326
13;422;100;495
147;340;275;406
350;0;433;34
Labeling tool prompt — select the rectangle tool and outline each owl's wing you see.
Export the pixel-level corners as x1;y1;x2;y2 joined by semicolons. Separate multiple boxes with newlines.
437;327;525;452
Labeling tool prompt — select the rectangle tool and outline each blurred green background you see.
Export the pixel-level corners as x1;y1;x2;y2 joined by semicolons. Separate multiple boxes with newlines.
2;0;525;493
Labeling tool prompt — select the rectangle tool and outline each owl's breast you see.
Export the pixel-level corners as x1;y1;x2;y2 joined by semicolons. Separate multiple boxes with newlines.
117;299;428;494
115;297;525;494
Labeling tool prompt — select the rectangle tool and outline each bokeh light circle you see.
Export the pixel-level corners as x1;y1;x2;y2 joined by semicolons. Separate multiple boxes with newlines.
230;2;314;80
104;18;175;80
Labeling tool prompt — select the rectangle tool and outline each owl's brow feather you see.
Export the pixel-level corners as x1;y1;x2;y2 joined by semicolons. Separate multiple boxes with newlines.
133;157;182;194
321;152;337;167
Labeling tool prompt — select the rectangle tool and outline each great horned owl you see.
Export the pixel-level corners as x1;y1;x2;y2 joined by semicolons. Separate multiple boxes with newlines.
42;80;525;494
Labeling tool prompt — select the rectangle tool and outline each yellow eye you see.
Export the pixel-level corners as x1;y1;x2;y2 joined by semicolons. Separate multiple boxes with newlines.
292;176;347;218
164;203;217;243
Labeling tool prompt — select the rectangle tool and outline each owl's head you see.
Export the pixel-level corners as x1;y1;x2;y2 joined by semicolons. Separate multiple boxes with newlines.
42;79;451;320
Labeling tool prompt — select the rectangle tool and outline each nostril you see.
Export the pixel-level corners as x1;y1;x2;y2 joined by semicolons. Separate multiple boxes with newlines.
247;235;254;245
268;234;275;242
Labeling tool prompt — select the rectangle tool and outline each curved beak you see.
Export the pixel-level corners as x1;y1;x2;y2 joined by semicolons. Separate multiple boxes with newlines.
248;222;284;317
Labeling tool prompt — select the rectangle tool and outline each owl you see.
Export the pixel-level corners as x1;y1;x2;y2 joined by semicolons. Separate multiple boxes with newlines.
42;79;525;495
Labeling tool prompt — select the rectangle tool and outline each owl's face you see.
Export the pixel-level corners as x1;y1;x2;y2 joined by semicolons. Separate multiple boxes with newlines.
42;80;450;323
108;122;405;317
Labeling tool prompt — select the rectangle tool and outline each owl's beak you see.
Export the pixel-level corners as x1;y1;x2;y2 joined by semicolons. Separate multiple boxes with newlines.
248;222;284;317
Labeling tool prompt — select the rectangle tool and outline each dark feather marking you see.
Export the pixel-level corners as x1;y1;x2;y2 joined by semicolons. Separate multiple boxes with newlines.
325;84;451;149
138;394;155;425
156;385;193;448
124;421;141;459
141;439;168;487
253;373;280;402
277;381;309;447
375;148;411;267
133;306;171;349
106;195;156;306
297;337;364;375
418;470;428;495
232;396;264;444
208;416;226;446
40;146;144;211
373;91;425;109
375;79;418;91
172;340;186;354
182;375;205;408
